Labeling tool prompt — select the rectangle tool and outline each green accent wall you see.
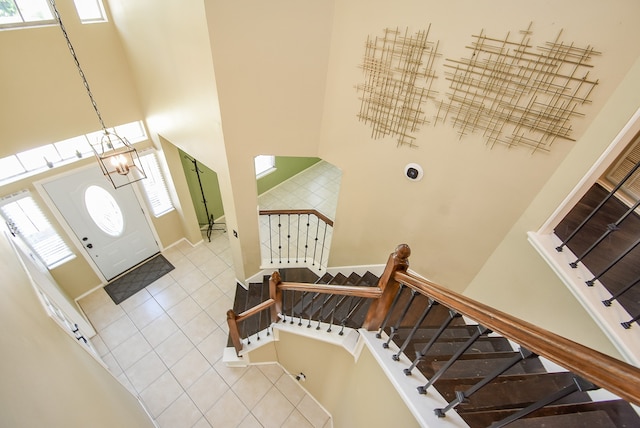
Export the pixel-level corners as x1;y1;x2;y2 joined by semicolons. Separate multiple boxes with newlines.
180;153;320;225
257;156;321;195
179;149;225;226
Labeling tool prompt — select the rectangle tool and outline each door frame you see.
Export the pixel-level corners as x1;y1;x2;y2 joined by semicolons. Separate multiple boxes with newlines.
34;163;163;283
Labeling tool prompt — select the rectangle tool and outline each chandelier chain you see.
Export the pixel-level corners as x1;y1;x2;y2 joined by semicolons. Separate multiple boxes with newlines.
48;0;107;131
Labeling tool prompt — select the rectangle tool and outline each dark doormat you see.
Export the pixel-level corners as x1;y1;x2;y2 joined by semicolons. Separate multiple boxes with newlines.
104;254;174;304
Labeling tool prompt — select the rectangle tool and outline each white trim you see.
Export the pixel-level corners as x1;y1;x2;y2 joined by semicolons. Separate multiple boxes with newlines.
529;109;640;367
360;330;469;428
528;232;640;366
538;107;640;234
33;163;162;284
225;323;467;428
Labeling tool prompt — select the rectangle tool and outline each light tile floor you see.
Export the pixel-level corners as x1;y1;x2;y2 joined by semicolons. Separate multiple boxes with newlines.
80;234;332;427
258;160;342;269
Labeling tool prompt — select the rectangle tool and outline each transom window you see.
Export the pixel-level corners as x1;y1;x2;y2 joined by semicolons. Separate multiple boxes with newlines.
0;0;106;30
0;0;54;27
72;0;106;23
0;121;146;185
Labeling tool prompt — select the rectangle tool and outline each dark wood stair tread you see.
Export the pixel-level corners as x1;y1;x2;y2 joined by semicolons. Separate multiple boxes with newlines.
504;410;616;428
436;372;592;412
461;400;639;428
418;353;546;379
279;267;321;283
230;268;639;428
403;336;515;356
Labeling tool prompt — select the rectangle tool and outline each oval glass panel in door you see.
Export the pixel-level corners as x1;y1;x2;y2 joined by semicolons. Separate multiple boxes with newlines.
84;185;124;237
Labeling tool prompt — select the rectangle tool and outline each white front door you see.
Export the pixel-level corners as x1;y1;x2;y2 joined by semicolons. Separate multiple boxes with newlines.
41;165;159;280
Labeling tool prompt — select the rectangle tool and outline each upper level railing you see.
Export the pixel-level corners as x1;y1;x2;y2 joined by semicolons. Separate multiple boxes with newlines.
227;244;640;424
259;209;334;272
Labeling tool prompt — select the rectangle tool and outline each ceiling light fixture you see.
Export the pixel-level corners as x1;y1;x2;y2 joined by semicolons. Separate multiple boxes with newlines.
48;0;146;189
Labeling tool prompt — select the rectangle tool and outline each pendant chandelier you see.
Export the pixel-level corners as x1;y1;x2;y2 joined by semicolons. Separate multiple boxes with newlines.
48;0;146;189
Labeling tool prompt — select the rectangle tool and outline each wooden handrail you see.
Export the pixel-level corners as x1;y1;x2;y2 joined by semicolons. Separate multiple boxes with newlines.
227;273;382;355
259;209;334;227
277;281;382;299
228;243;640;409
235;298;276;323
227;298;277;354
394;270;640;406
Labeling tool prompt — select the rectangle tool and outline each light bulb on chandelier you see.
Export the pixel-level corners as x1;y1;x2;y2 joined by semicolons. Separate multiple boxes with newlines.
110;155;130;175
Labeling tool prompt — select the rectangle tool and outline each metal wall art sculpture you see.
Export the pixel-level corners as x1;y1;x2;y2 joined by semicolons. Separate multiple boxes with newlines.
356;26;440;148
435;23;600;153
357;24;600;154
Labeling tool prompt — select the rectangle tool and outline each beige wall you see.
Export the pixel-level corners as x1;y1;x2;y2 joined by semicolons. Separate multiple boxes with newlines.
0;234;155;428
107;0;335;281
463;57;640;356
320;0;640;293
0;0;185;298
255;331;420;428
1;4;638;410
0;0;142;154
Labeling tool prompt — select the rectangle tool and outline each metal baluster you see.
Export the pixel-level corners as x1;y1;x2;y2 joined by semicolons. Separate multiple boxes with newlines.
603;276;640;306
342;296;369;331
279;290;287;323
290;290;295;324
304;214;310;262
287;214;291;264
383;289;419;349
244;319;251;345
393;299;438;361
556;159;640;252
570;198;640;268
298;291;306;326
339;296;359;336
327;292;342;333
405;310;461;375
417;325;491;394
241;283;250;341
256;284;264;341
312;219;320;268
316;289;332;330
277;214;282;264
307;291;316;328
622;313;640;329
585;237;640;285
267;215;273;264
490;376;598;428
264;281;271;336
434;348;535;417
317;221;328;271
329;294;349;330
376;284;405;339
296;214;301;263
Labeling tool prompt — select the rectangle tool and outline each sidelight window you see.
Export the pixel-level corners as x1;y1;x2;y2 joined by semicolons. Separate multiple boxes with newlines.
0;191;74;268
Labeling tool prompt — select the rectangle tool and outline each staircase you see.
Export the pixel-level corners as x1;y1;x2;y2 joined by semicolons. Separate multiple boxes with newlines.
227;261;640;427
379;284;640;427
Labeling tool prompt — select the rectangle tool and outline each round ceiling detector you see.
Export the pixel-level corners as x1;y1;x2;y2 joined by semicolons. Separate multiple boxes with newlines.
404;163;423;181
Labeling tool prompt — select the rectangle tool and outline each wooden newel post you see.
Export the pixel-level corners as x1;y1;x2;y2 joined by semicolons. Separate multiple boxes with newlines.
227;309;243;356
362;244;411;330
269;271;282;323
